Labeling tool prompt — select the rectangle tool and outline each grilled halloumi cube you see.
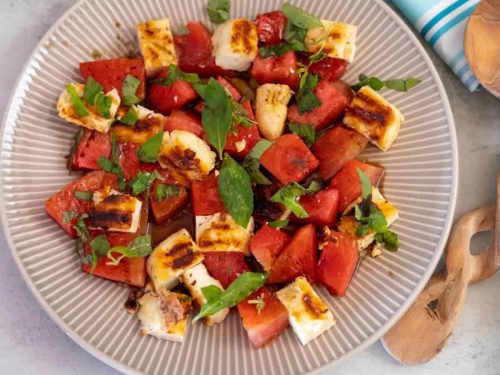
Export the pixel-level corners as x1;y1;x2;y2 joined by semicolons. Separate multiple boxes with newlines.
147;228;204;291
158;130;216;180
180;263;229;326
195;213;254;255
89;187;142;233
343;86;404;151
338;187;399;250
112;105;164;144
305;20;357;63
255;84;292;140
276;276;336;345
137;289;191;341
211;19;258;71
57;84;120;133
137;18;177;77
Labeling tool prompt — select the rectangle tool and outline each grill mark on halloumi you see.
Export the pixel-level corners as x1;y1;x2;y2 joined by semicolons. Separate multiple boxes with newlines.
230;19;257;55
112;115;163;144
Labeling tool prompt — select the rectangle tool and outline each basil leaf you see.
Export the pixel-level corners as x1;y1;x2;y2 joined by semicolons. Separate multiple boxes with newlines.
288;123;316;147
271;182;309;218
66;85;89;117
97;156;126;191
296;74;321;114
368;206;388;233
207;0;230;24
94;92;112;119
106;235;153;265
193;83;208;99
155;64;200;87
357;169;372;200
202;78;233;159
231;101;255;127
245;139;273;160
83;76;103;104
357;223;369;237
120;105;139;126
351;74;421;92
219;154;254;228
73;214;90;243
282;3;322;30
268;219;289;229
129;171;162;196
242;139;273;185
155;183;181;201
63;210;79;224
259;43;294;58
74;191;93;201
375;230;399;252
122;75;141;105
90;235;110;258
193;272;267;323
137;131;164;163
68;127;84;173
284;22;308;52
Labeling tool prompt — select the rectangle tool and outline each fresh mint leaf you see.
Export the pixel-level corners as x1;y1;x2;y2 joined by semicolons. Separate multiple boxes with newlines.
231;101;255;127
271;180;321;218
155;183;181;201
288;123;316;147
259;43;294;58
357;169;372;200
375;230;399;252
120;105;139;126
94;91;112;119
98;156;126;191
129;171;162;196
193;272;267;323
242;139;273;185
73;214;90;243
83;76;103;104
74;191;93;201
137;131;164;163
284;22;308;52
201;78;233;159
122;75;141;105
155;64;200;87
296;73;320;114
352;74;421;92
219;154;254;228
90;235;110;258
207;0;230;24
282;3;322;30
368;206;388;233
62;210;79;224
66;85;89;117
106;235;153;265
268;219;289;229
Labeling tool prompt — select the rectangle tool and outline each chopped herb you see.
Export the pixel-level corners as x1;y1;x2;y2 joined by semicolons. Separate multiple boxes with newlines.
129;171;163;196
75;239;84;259
74;191;93;201
231;101;255;127
247;293;266;315
296;73;320;114
207;0;230;24
122;75;141;105
94;92;112;118
193;272;267;323
89;235;110;270
218;154;254;228
177;24;190;35
155;64;200;87
375;230;399;252
268;219;289;229
68;127;84;173
351;74;421;92
62;210;79;224
73;214;90;243
137;131;164;163
155;183;181;201
98;156;126;191
83;76;103;104
241;139;273;185
120;105;139;126
106;235;153;266
283;21;308;52
259;43;294;58
288;123;316;147
66;84;89;117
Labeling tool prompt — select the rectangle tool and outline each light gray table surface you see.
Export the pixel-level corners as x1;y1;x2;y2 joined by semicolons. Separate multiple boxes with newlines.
0;1;499;374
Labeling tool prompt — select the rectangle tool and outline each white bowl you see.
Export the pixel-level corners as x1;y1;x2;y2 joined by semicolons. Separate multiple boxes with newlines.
0;0;457;374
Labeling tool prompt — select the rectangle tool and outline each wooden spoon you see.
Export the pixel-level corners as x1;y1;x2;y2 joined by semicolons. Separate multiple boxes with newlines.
464;0;500;97
381;173;500;364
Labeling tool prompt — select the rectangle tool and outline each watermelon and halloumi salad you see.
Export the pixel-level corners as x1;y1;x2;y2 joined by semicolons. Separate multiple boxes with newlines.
45;1;420;348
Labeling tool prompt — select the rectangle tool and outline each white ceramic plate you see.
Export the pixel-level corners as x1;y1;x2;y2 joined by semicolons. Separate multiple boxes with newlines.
0;0;458;374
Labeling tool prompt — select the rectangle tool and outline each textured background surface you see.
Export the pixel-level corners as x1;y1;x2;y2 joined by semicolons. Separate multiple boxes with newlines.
0;0;498;374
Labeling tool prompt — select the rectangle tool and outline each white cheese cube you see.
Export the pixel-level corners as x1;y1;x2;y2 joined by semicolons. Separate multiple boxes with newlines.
158;130;216;180
137;289;191;341
338;187;399;250
89;188;142;233
255;84;292;140
276;276;336;345
57;84;120;133
112;105;164;144
147;228;204;291
305;20;357;63
180;263;229;326
137;18;177;77
343;86;404;151
195;213;254;255
211;19;258;71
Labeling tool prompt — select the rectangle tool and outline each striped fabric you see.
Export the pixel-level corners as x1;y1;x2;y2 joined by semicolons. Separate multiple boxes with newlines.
393;0;481;91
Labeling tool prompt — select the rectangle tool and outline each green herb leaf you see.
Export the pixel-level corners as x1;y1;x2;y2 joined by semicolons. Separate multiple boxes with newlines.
201;78;233;159
352;74;421;92
193;272;267;323
241;139;273;185
106;235;153;265
288;123;316;147
73;214;90;243
94;92;112;118
296;74;321;114
98;156;126;191
120;105;139;126
219;154;254;228
66;85;89;117
75;239;84;260
207;0;230;24
155;183;181;201
259;43;294;58
177;24;190;35
137;131;164;163
63;210;79;224
271;182;309;218
375;230;399;252
268;219;289;229
282;3;322;30
357;169;372;200
155;64;200;87
368;206;388;233
90;235;110;258
83;76;103;104
67;127;84;173
129;171;163;196
74;191;93;201
231;101;255;127
283;22;308;52
122;75;141;105
356;223;369;237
